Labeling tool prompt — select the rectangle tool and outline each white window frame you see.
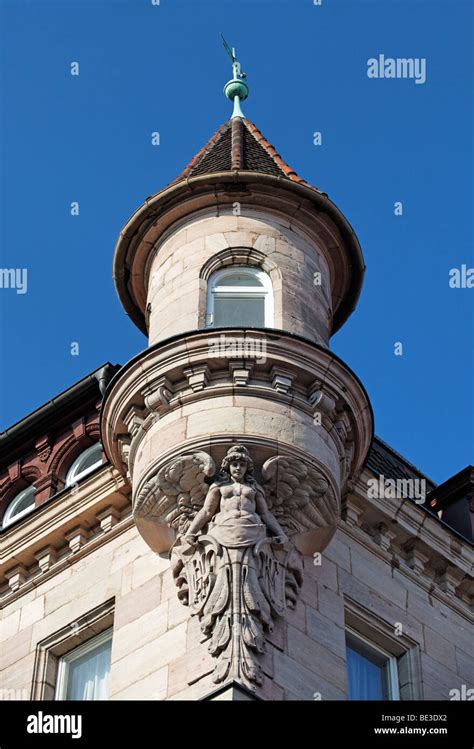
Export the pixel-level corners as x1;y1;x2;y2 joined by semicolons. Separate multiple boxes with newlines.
206;267;273;328
55;628;113;701
2;485;36;528
346;627;400;700
65;443;103;487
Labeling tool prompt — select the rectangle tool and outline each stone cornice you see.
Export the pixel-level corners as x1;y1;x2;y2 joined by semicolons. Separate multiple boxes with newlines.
0;466;131;599
101;328;373;485
355;469;473;568
1;515;134;608
340;520;472;622
341;472;473;611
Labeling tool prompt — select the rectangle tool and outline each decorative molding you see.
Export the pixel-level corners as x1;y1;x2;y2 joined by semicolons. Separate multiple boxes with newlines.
31;599;114;700
309;384;337;416
371;522;397;552
334;411;351;443
100;329;373;483
34;545;57;574
4;564;28;592
65;526;89;554
0;511;133;605
199;246;281;282
123;406;147;439
338;508;472;619
96;505;121;533
35;436;52;463
433;563;466;597
229;361;253;387
270;366;293;394
0;468;131;601
402;539;431;574
7;461;21;483
344;597;424;700
341;494;365;528
183;365;210;392
143;377;172;414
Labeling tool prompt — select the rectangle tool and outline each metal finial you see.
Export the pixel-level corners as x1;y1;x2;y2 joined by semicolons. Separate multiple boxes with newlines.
221;33;249;119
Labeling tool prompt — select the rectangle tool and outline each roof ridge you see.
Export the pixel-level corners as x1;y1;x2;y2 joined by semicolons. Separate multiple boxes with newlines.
243;119;318;191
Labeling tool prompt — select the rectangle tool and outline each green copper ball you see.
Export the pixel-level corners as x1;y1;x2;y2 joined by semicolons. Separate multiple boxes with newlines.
224;79;249;101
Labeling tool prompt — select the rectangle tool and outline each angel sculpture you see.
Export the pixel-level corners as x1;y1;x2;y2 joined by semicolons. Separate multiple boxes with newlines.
184;446;288;548
134;443;337;688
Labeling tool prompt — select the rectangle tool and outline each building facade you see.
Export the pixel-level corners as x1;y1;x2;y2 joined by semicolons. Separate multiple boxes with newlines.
0;76;472;702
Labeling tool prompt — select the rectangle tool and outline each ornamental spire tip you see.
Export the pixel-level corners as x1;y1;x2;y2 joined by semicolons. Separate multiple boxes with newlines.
221;33;249;119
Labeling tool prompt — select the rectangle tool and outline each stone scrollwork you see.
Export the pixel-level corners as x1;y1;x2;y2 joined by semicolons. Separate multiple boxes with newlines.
133;444;337;688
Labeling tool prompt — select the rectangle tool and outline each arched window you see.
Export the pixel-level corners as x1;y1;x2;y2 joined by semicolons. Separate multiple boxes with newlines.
66;443;103;487
2;485;36;528
206;267;273;328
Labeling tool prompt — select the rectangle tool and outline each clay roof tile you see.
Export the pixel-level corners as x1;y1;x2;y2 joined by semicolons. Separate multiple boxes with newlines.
162;117;322;194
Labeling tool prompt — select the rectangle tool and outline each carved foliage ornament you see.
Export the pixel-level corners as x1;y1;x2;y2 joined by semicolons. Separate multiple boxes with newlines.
134;445;337;688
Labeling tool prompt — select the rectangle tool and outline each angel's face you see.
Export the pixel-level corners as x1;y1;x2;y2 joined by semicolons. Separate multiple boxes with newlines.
229;460;247;481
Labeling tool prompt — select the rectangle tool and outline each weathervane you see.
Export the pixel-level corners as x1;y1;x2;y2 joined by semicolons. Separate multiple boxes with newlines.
221;33;249;119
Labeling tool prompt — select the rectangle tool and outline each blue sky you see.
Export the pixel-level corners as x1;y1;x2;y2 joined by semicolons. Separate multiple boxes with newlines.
0;0;472;483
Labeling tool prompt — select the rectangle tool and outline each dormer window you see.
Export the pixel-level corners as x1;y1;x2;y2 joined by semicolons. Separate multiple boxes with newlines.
2;485;36;528
206;267;273;328
66;443;103;487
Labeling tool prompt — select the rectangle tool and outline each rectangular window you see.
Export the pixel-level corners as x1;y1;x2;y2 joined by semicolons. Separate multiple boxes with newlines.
213;295;265;327
346;629;399;700
55;629;112;701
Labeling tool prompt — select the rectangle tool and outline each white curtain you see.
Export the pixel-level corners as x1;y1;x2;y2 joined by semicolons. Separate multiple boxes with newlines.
66;639;111;700
347;646;384;700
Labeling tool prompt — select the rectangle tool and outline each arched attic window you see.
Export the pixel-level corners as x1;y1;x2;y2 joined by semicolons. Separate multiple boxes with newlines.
65;443;103;487
2;485;36;528
206;267;273;328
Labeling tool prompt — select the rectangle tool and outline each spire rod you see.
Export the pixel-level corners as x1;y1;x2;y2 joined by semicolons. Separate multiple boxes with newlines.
221;33;249;119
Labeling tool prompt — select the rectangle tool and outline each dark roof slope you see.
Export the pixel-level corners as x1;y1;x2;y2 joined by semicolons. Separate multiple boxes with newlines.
0;363;120;467
167;118;322;191
366;436;436;490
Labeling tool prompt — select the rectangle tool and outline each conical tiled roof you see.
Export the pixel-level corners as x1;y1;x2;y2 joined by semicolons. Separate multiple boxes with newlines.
115;115;363;337
167;118;322;193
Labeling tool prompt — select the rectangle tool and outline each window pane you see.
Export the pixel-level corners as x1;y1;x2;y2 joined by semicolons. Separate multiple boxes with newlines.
218;272;263;287
12;487;36;515
65;638;111;701
76;445;102;474
3;486;36;526
214;296;265;326
347;644;386;700
66;444;102;485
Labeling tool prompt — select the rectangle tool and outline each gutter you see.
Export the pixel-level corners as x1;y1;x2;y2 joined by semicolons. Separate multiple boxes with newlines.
0;363;121;457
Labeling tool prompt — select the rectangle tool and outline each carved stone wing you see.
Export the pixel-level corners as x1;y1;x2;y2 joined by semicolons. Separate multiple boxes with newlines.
134;451;216;536
261;456;337;536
